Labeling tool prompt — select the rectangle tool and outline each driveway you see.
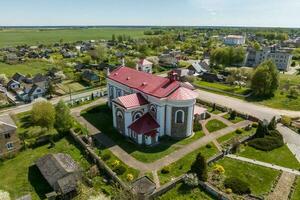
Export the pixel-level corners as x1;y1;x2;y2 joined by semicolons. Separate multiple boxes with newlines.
196;89;300;120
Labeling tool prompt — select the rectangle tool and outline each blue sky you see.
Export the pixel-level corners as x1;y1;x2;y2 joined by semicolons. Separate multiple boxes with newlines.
1;0;300;27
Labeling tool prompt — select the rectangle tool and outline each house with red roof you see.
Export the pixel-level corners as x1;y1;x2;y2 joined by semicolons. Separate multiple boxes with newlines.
107;66;204;146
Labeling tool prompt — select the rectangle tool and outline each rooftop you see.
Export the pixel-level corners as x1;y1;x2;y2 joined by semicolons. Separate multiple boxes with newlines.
128;113;160;134
114;93;149;109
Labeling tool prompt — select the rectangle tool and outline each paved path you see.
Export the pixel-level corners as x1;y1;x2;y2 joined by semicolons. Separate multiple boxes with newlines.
152;171;161;188
267;172;296;200
196;89;300;120
277;124;300;162
226;154;300;176
72;100;252;171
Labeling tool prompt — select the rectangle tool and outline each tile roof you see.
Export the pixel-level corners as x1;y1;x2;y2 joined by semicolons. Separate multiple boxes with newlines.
0;114;17;133
114;93;148;109
108;66;180;98
128;113;160;134
167;87;198;101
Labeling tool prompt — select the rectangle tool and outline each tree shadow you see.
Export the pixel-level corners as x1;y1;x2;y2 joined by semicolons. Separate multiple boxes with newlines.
28;165;53;199
19;115;33;129
245;94;274;102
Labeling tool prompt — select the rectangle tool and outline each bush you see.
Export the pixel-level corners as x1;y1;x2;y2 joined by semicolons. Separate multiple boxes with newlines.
161;166;170;174
102;154;111;161
252;123;258;128
184;173;199;187
193;121;202;132
213;164;225;174
126;173;134;182
114;165;126;175
281;116;292;126
235;129;243;134
206;144;212;148
224;177;251;195
230;111;237;120
248;135;283;151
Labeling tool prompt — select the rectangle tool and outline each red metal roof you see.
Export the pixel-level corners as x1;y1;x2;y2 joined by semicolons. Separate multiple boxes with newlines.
144;130;157;137
128;113;160;134
109;66;180;98
114;93;148;109
167;87;199;101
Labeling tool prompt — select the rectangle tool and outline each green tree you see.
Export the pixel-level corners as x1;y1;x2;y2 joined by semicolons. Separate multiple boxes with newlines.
251;60;279;97
268;116;277;130
46;81;55;98
31;101;56;129
254;120;269;138
191;153;208;181
54;100;73;133
89;45;108;63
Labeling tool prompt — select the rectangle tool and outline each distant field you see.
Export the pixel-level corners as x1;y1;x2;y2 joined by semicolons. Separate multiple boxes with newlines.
0;27;149;47
0;60;54;77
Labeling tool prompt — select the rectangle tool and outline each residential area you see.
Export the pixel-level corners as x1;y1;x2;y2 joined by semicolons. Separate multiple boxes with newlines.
1;2;300;200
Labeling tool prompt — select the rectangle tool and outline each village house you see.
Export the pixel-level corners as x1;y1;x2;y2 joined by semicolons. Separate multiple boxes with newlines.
0;114;21;158
224;35;246;45
81;69;100;84
136;59;153;73
107;66;206;146
36;153;81;198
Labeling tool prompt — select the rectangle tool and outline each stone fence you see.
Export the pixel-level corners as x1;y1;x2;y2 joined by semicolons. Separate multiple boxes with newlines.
69;129;128;190
196;98;260;122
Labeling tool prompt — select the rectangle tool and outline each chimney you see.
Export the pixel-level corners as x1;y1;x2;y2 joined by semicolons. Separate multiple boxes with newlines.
168;70;179;82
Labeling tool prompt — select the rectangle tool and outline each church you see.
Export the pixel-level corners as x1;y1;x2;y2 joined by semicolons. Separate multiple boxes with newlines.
107;66;205;146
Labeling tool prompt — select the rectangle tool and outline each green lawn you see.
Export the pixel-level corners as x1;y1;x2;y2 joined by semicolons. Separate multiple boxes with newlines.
217;128;256;145
158;183;215;200
0;136;113;200
213;158;280;197
205;119;227;133
81;104;206;163
0;60;54;77
158;143;219;185
291;177;300;200
0;28;149;47
56;80;86;93
176;130;205;145
222;113;244;124
194;79;251;96
238;145;300;170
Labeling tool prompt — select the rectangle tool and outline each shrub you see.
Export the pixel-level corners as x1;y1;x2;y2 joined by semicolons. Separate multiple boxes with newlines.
268;116;277;130
213;164;225;174
230;111;237;120
224;177;251;195
126;173;134;182
193;121;202;132
111;160;120;168
114;165;126;175
281;116;292;126
244;124;252;131
161;166;170;174
206;144;212;148
235;129;243;134
252;123;258;128
102;154;111;161
248;136;283;151
184;173;199;187
225;188;232;194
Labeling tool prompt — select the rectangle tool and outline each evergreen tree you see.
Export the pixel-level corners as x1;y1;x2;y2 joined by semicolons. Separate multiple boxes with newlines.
268;116;277;130
191;153;208;181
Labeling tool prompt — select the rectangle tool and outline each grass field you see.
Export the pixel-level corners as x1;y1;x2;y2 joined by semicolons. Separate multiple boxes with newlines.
0;136;110;200
0;60;54;77
291;177;300;200
238;145;300;170
81;104;208;163
216;128;256;145
158;183;215;200
0;28;149;47
158;143;219;185
222;113;244;124
212;158;280;197
56;80;86;93
205;119;228;133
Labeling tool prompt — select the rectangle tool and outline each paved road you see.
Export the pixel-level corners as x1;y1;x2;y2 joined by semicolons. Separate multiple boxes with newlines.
0;88;105;116
227;154;300;176
277;124;300;162
196;89;300;120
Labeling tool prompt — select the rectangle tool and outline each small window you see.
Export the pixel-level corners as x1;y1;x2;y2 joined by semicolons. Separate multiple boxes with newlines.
175;110;184;124
6;142;14;150
117;111;123;119
4;133;11;139
134;112;142;120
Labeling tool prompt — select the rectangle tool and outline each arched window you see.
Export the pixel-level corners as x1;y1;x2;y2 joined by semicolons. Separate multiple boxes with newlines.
175;110;184;124
134;112;142;120
117;111;123;119
109;87;114;99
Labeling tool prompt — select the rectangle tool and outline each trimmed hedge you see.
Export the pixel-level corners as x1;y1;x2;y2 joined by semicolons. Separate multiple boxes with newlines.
248;135;283;151
224;177;251;195
114;165;126;175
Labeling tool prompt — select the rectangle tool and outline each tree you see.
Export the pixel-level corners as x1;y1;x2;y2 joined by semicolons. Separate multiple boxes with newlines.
46;81;55;98
31;101;56;129
268;116;277;130
55;100;73;133
251;60;279;97
191;153;208;181
89;45;108;63
254;120;269;138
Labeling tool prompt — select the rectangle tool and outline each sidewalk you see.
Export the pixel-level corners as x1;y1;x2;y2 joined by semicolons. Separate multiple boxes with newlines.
226;154;300;176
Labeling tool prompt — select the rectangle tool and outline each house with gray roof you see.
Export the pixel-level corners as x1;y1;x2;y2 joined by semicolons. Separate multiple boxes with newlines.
35;153;81;197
